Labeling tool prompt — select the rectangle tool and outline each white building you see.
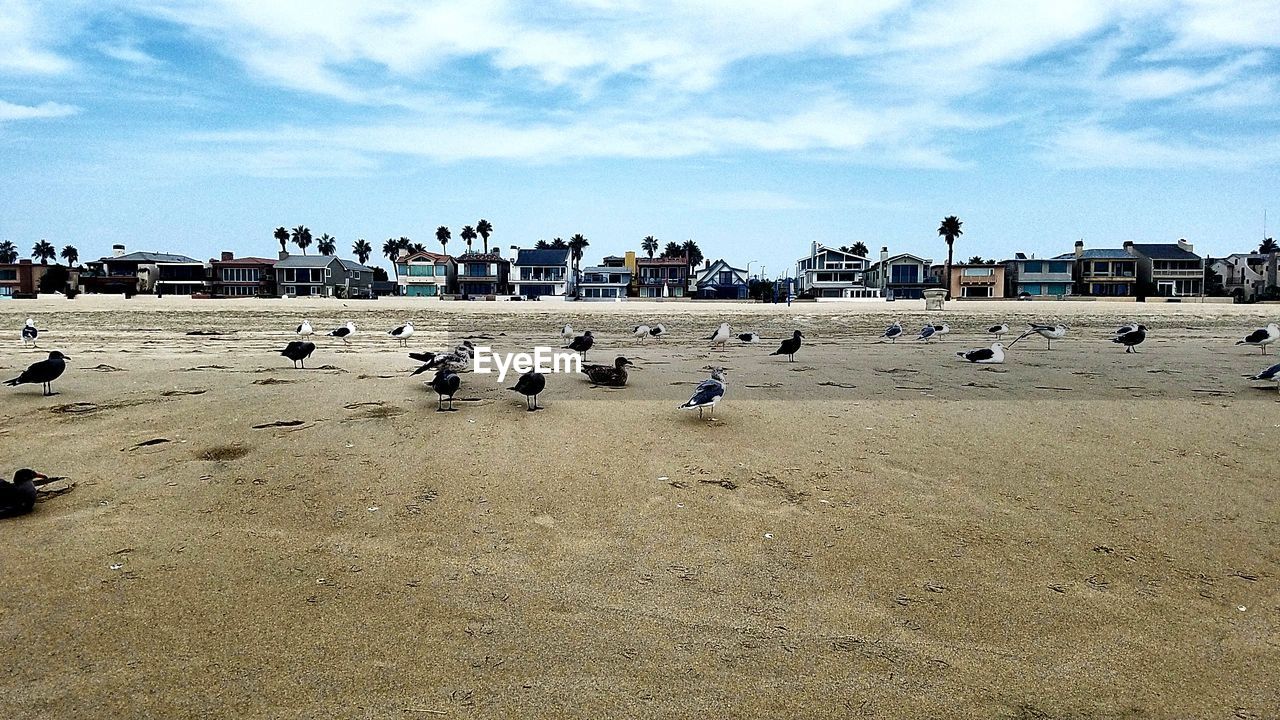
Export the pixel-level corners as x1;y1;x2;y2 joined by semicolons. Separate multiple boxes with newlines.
794;243;877;298
510;247;572;299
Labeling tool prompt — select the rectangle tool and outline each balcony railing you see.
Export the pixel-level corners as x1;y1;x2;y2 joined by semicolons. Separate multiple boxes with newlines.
1151;269;1202;278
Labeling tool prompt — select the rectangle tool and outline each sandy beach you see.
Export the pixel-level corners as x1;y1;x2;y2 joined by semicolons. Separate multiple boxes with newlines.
1;297;1278;718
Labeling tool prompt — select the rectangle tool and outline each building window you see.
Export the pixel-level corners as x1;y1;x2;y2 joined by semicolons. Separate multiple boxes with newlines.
1024;261;1043;273
1047;261;1069;273
962;267;993;277
890;265;919;283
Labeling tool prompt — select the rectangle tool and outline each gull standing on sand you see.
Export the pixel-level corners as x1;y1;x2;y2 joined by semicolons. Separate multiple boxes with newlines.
280;341;316;368
567;331;594;361
931;323;950;338
916;324;936;342
296;320;313;337
680;368;726;420
509;369;546;411
428;367;461;412
582;356;633;387
5;351;69;396
1012;323;1067;350
1248;362;1280;393
649;324;667;341
708;322;731;350
956;343;1005;364
1112;325;1147;353
770;330;804;361
987;323;1009;339
388;322;414;347
633;324;651;341
560;324;575;342
327;322;356;344
21;318;37;347
882;321;903;343
1237;323;1279;354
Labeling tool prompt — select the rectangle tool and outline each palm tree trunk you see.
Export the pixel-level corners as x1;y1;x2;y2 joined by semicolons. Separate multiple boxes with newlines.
945;241;954;301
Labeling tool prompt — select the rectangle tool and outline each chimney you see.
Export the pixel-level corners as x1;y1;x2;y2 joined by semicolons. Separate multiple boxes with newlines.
705;259;711;269
112;244;126;257
880;246;888;264
1177;237;1193;253
1074;240;1084;258
811;241;818;257
1123;240;1135;256
221;251;234;262
396;247;409;260
278;250;289;261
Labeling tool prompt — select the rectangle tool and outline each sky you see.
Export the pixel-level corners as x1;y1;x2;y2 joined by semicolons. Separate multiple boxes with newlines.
1;0;1278;276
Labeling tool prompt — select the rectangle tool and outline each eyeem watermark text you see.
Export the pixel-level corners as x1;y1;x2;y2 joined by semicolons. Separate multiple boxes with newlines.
472;346;582;382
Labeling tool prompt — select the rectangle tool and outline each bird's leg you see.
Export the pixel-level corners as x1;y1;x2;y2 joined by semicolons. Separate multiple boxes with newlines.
698;407;704;419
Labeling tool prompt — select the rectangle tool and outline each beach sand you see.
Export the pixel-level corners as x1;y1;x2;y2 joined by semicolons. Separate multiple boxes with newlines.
1;297;1278;718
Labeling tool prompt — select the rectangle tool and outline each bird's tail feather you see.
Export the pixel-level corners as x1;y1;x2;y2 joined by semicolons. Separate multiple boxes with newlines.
4;378;18;386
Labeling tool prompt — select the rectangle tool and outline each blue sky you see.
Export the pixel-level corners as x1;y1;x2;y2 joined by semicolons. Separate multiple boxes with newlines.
1;0;1278;275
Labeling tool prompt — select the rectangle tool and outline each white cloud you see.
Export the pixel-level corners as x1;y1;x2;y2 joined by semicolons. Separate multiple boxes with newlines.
0;99;78;121
0;0;73;74
1043;123;1277;169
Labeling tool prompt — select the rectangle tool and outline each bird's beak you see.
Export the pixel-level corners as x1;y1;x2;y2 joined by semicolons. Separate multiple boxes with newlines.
34;471;48;480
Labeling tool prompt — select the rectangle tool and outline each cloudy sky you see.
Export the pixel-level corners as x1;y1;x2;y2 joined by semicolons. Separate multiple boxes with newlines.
2;0;1278;273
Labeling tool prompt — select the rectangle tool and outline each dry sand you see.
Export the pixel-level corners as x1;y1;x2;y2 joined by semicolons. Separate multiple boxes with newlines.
1;297;1278;718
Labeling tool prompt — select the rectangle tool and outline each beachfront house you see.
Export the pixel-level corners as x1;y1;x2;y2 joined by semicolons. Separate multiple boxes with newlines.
602;252;639;296
395;250;455;298
795;243;876;299
1211;252;1279;301
510;247;572;299
275;253;375;298
210;252;276;298
864;249;936;300
694;259;749;299
84;245;208;296
0;259;67;299
455;251;510;298
636;256;690;298
931;262;1006;299
577;265;631;301
1057;241;1137;297
1004;253;1074;298
1126;240;1204;297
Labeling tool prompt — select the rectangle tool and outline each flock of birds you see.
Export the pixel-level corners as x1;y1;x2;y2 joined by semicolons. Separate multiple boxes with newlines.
6;317;1280;413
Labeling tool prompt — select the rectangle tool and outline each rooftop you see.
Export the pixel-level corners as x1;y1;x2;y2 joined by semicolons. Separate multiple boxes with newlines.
514;248;570;265
1130;243;1201;260
1054;249;1133;260
97;251;201;264
401;250;452;263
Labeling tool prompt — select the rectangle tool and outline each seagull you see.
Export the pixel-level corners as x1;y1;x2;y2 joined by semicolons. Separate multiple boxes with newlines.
296;320;313;337
987;323;1009;339
509;369;546;411
737;332;760;344
0;469;44;519
327;322;356;344
931;323;950;338
881;321;903;343
649;324;667;341
1012;323;1067;350
956;342;1005;364
280;341;316;368
708;322;731;350
1114;322;1139;337
679;368;726;420
411;343;471;375
21;318;37;347
633;324;651;341
1248;362;1280;393
1112;324;1147;353
5;350;69;396
916;324;936;342
567;331;594;361
560;324;575;342
388;322;414;347
582;356;633;387
428;367;461;412
1237;323;1279;354
770;330;804;361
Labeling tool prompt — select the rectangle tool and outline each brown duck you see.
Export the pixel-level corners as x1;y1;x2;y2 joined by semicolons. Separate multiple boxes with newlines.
582;356;633;387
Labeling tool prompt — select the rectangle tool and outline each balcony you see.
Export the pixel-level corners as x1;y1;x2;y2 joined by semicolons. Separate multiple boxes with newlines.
1151;268;1202;279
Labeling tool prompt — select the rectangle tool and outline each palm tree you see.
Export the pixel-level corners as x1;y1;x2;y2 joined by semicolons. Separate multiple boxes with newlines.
568;234;589;296
1260;237;1279;254
661;241;683;258
382;238;402;262
641;235;659;258
316;234;336;255
461;225;477;254
291;225;312;255
32;239;56;264
534;239;550;250
851;241;869;257
60;245;79;266
476;218;493;254
937;215;963;300
353;239;372;265
0;240;17;264
408;242;427;254
435;226;451;255
274;226;290;254
550;237;568;249
681;240;703;274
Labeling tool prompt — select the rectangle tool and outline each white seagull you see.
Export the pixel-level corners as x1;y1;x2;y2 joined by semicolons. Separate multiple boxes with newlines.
916;324;936;342
1012;323;1068;349
1248;362;1280;393
327;321;356;344
931;323;950;338
987;323;1010;339
21;318;38;347
679;368;727;420
708;322;731;350
559;324;575;342
956;342;1005;364
388;322;414;347
1237;323;1279;354
648;324;667;341
882;321;903;343
633;324;651;341
737;332;760;344
296;320;313;337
